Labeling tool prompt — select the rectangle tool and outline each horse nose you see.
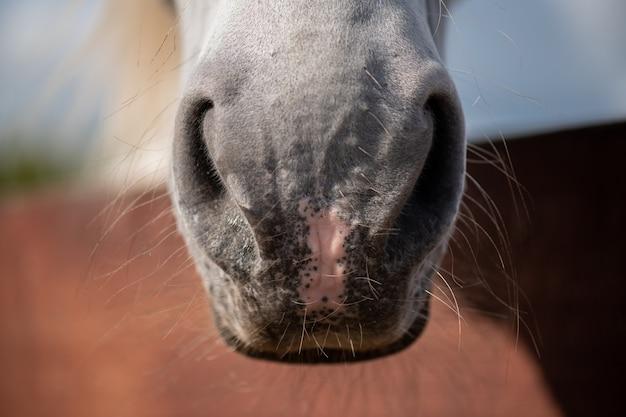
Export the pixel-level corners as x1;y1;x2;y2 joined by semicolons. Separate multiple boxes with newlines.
238;196;359;317
295;199;352;318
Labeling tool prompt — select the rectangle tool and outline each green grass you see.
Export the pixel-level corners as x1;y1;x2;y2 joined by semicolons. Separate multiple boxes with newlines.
0;151;80;197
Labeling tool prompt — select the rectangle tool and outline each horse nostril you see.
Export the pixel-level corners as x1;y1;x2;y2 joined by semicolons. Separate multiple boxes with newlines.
418;94;465;211
172;96;225;209
203;99;215;111
384;92;465;262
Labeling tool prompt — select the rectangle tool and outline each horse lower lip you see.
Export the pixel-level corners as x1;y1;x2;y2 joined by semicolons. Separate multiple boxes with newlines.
217;301;431;364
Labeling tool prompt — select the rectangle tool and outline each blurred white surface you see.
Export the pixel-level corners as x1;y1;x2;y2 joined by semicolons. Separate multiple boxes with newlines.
1;0;180;187
446;0;626;140
0;0;106;157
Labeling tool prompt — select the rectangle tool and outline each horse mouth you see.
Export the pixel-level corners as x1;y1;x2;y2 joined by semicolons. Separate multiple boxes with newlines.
215;300;431;364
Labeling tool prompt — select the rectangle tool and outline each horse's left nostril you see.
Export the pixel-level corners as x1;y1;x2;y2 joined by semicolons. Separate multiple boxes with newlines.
384;93;466;258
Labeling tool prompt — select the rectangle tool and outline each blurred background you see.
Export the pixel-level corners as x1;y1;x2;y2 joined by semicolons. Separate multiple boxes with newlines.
0;1;624;416
0;0;179;193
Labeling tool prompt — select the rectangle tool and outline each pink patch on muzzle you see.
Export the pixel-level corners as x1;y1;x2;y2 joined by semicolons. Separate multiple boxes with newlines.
297;199;351;318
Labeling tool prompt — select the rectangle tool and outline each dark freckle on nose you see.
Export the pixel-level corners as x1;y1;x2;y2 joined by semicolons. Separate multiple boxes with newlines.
322;296;328;303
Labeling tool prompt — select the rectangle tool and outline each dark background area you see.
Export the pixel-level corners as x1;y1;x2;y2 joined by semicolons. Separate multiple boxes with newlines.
454;122;626;416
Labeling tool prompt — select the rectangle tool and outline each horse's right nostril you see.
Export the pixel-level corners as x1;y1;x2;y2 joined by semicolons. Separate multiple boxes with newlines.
200;98;214;112
172;97;225;209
